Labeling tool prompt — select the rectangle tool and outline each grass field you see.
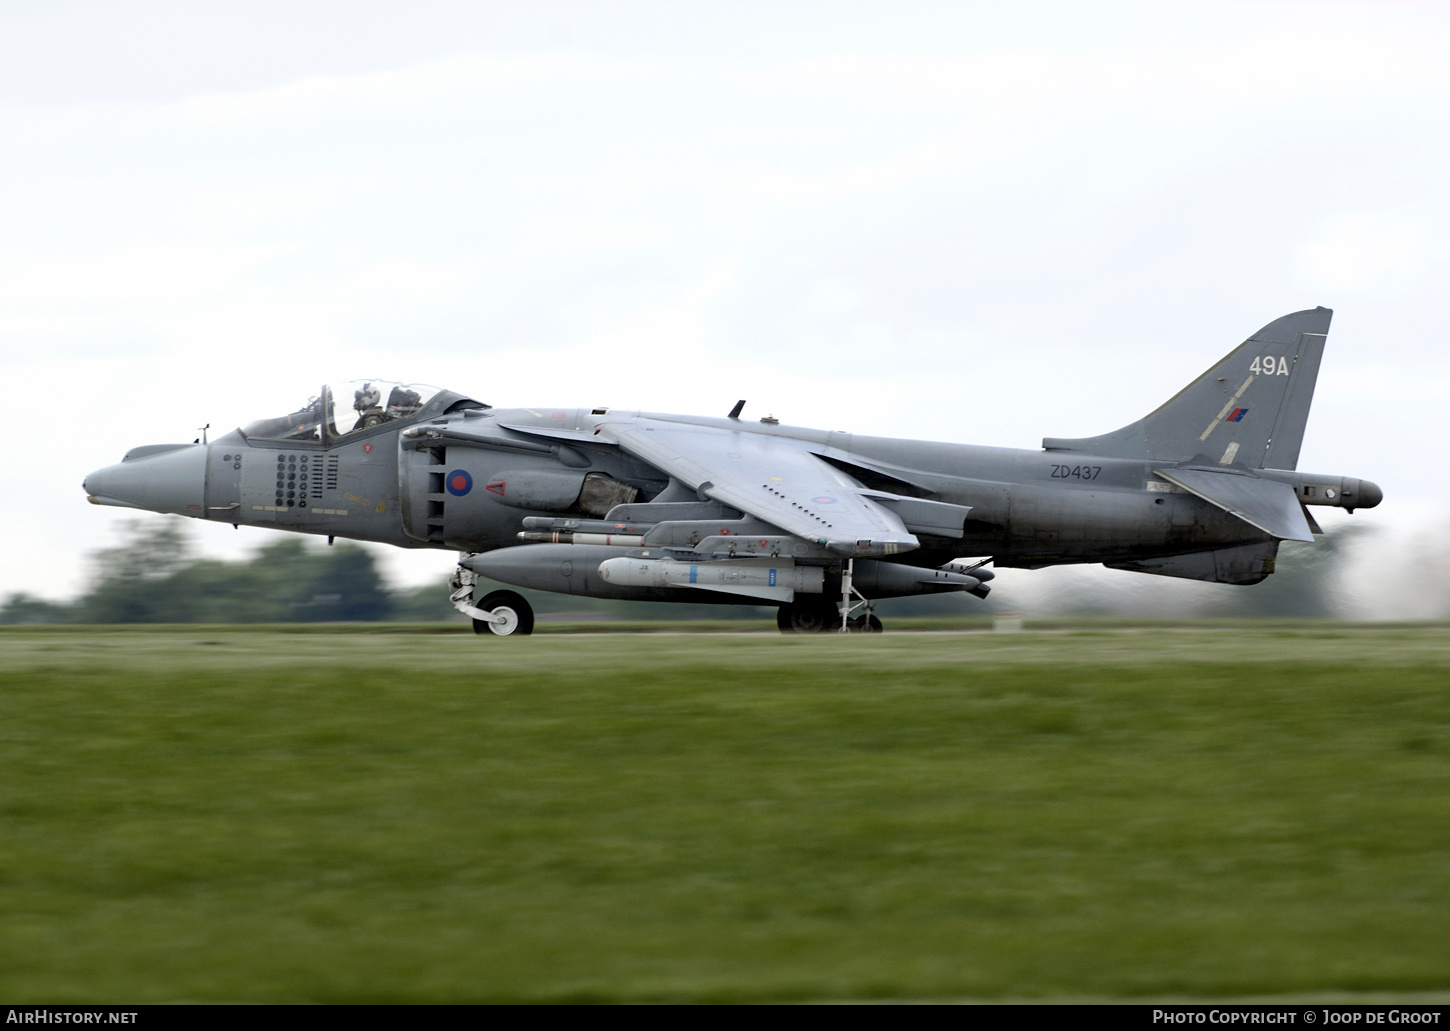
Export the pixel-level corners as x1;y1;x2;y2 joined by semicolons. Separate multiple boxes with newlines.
2;621;1449;1002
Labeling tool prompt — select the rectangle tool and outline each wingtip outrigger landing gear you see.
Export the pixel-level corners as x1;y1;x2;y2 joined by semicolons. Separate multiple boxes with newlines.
450;558;535;637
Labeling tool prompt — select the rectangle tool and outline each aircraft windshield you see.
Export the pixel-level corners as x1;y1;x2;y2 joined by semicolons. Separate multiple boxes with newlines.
241;381;443;443
326;380;441;437
240;395;325;442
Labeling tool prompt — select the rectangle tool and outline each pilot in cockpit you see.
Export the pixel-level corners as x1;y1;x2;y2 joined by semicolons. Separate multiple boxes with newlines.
386;385;423;419
354;382;385;430
240;381;446;443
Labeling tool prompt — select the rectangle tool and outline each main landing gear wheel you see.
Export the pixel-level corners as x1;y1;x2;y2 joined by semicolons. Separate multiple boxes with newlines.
472;590;535;637
777;602;838;633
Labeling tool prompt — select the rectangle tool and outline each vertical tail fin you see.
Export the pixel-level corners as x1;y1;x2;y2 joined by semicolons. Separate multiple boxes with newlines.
1043;308;1330;470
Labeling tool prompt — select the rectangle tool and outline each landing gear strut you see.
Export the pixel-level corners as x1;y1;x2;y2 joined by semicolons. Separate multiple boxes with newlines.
777;560;884;634
836;558;881;633
776;602;882;633
450;561;535;637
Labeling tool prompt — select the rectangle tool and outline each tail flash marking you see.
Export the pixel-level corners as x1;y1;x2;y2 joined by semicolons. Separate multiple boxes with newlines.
1199;375;1256;442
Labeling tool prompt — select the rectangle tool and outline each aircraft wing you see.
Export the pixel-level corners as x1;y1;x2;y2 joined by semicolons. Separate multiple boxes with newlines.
604;419;923;557
1154;467;1316;542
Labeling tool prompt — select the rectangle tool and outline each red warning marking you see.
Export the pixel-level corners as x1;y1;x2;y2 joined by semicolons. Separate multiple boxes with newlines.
720;528;731;535
486;480;506;496
362;443;374;453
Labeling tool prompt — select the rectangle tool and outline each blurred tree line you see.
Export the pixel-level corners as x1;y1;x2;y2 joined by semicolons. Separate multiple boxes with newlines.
0;518;1374;625
1;520;448;625
0;519;772;624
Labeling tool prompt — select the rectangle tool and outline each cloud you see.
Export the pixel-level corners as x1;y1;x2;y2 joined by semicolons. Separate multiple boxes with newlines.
1296;213;1422;293
4;3;1450;601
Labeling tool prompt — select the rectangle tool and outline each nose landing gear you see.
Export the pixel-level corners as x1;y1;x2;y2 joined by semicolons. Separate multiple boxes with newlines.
470;590;535;636
450;560;536;637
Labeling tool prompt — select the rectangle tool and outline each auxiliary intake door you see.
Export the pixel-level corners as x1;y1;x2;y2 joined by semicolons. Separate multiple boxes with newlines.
399;441;447;543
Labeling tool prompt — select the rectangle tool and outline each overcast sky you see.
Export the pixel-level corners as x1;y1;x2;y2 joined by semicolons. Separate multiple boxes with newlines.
2;0;1447;606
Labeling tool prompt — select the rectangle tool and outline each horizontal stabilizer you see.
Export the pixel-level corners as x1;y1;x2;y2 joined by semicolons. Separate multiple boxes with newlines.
1153;468;1315;542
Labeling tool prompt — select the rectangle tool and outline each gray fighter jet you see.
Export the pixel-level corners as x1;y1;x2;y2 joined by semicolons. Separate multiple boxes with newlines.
82;308;1381;634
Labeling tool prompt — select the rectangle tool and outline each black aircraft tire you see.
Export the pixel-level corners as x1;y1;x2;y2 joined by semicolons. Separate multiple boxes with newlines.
473;590;535;637
867;614;883;633
779;602;837;634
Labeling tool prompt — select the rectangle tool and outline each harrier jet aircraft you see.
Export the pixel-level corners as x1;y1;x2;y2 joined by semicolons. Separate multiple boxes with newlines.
83;307;1381;635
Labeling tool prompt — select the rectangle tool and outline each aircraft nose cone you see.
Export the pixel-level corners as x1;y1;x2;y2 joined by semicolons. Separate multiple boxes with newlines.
84;444;208;515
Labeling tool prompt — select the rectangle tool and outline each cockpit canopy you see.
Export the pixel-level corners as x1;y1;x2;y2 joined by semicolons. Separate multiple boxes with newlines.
241;381;447;443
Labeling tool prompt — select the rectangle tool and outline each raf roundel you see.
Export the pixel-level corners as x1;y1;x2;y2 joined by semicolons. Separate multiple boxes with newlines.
446;469;473;497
